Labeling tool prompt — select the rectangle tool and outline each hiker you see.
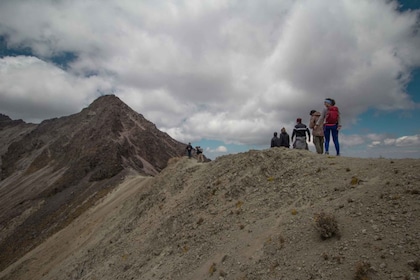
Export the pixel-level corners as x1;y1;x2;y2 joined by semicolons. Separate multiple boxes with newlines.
315;98;341;156
186;142;194;158
196;146;204;162
309;109;324;154
270;132;280;148
279;127;290;148
292;118;311;150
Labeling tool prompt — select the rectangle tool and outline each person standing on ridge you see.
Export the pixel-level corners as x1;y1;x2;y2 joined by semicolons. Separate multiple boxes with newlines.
292;118;311;150
270;132;280;148
279;127;290;148
195;146;204;162
309;109;324;154
315;98;341;156
186;142;194;159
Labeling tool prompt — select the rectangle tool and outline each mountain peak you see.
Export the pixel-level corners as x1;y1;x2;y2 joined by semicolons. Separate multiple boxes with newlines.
0;95;187;270
88;94;126;109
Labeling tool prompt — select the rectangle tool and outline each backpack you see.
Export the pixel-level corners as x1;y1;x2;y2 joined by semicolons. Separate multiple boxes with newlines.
325;106;339;124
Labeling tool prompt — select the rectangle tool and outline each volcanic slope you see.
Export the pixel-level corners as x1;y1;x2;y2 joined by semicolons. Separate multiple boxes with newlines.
1;148;419;280
0;95;187;271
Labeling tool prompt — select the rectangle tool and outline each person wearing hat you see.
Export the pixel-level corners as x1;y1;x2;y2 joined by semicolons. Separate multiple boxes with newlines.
291;118;311;150
309;109;324;154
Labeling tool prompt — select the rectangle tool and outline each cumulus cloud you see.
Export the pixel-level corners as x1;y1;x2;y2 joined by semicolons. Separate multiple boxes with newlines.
392;135;420;146
0;56;112;122
0;0;419;152
364;134;420;151
213;146;228;153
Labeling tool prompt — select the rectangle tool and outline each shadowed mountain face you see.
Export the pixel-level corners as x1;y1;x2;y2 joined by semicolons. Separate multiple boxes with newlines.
0;95;187;270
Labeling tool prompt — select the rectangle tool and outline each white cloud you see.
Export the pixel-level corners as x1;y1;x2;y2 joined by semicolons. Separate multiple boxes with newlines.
0;0;419;154
342;133;420;148
214;146;228;153
0;56;112;122
384;138;397;145
367;134;420;147
395;135;420;146
340;134;365;146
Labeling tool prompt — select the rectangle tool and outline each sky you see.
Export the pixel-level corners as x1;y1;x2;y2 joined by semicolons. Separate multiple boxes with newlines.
0;0;419;160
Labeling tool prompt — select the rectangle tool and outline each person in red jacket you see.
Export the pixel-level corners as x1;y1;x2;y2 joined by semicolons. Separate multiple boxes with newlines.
315;98;341;156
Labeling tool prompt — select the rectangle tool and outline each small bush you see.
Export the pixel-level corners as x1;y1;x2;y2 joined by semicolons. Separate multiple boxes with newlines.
354;261;372;280
351;176;361;185
314;212;340;240
209;263;217;276
409;259;420;272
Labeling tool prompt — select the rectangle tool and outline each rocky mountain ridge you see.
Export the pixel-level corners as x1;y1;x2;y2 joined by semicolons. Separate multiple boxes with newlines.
0;95;187;270
1;148;419;280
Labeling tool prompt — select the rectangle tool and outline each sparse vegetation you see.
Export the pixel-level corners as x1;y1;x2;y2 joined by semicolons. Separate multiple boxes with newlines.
1;133;419;280
408;259;420;272
351;176;361;185
182;245;189;253
354;261;373;280
209;262;217;276
314;212;340;240
406;189;419;195
236;200;244;209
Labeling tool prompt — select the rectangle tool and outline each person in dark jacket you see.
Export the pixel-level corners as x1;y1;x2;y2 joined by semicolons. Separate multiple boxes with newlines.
291;118;311;150
279;127;290;148
185;142;193;158
270;132;280;148
195;146;204;162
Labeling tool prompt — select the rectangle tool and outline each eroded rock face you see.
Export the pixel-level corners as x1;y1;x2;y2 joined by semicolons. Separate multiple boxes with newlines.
0;95;187;270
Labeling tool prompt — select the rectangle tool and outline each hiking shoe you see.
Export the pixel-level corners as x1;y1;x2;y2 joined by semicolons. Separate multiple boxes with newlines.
325;151;329;155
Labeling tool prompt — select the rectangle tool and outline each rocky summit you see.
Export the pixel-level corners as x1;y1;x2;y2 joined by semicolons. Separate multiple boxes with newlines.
0;95;187;271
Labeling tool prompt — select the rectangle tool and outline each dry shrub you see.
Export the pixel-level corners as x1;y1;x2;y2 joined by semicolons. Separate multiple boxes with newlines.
236;200;244;209
354;261;373;280
409;259;420;272
314;212;340;240
351;176;361;185
209;263;217;276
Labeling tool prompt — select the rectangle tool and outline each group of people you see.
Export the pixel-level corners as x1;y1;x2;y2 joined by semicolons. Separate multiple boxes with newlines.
185;142;204;162
270;127;291;148
185;98;341;161
271;98;341;156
